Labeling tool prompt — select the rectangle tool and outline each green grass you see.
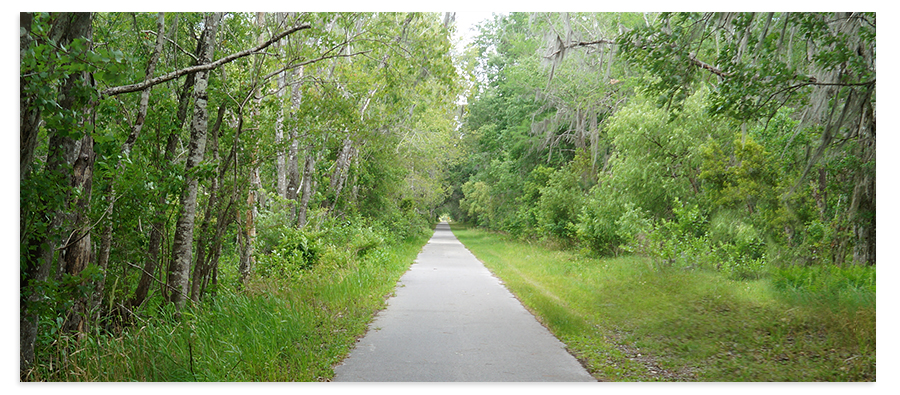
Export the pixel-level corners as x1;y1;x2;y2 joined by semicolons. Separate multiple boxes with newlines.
450;223;875;381
28;229;432;382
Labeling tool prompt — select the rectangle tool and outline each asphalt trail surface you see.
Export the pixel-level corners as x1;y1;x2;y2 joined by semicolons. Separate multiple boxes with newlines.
332;222;595;382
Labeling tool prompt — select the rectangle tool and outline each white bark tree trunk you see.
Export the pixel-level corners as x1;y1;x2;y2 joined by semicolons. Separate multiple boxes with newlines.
297;150;316;228
167;12;222;312
329;138;356;211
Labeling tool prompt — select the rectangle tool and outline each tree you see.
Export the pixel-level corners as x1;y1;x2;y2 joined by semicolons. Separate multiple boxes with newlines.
166;12;223;312
618;12;875;265
20;11;95;374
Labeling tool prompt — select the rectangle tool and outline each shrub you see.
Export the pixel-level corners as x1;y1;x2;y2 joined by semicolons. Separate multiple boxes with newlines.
255;228;320;281
537;165;586;241
576;184;626;254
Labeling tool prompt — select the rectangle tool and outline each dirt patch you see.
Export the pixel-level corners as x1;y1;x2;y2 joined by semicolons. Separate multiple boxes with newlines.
608;329;698;381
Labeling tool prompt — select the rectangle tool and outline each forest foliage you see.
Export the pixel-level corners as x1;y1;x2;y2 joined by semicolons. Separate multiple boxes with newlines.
448;12;875;276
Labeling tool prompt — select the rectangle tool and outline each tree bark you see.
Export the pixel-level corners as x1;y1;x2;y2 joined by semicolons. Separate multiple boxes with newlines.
20;12;41;182
286;67;303;203
274;12;291;198
297;150;317;228
167;12;222;313
61;134;96;334
132;16;198;309
239;118;259;288
190;104;226;303
237;14;267;288
20;12;93;375
275;66;287;197
329;138;356;211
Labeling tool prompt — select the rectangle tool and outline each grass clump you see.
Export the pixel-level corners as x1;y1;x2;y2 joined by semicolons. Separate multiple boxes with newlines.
450;223;875;382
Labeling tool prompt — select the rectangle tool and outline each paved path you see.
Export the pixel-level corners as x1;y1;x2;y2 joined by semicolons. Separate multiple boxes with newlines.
332;222;595;382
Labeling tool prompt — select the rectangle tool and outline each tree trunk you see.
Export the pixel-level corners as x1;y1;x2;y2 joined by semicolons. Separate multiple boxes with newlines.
19;12;42;374
286;68;302;202
131;131;179;309
297;151;317;228
61;134;96;334
132;17;199;309
275;67;287;197
20;12;93;375
329;138;356;211
239;144;259;288
851;104;876;266
237;14;267;288
274;12;289;198
20;12;41;182
190;104;225;303
167;12;222;313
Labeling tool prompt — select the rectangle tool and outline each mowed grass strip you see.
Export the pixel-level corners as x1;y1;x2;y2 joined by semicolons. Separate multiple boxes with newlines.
450;223;875;382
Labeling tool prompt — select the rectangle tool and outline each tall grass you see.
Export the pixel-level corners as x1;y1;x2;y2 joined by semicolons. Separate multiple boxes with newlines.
451;223;875;381
28;228;432;381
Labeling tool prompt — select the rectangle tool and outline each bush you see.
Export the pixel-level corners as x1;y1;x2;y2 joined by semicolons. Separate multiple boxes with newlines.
537;165;587;241
255;227;320;280
576;184;626;254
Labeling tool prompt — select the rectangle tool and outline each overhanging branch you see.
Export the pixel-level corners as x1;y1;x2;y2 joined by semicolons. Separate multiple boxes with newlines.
101;23;311;97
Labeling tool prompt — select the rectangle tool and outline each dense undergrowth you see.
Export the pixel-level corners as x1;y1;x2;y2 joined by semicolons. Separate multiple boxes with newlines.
450;223;875;382
26;217;433;381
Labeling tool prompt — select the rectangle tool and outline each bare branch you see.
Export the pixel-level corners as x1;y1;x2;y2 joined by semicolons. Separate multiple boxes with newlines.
101;23;311;96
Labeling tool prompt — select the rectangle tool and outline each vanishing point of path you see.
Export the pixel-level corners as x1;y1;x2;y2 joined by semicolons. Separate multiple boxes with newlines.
333;222;595;382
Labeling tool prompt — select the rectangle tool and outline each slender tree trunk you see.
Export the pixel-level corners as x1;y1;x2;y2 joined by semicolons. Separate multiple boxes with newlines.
329;138;356;211
237;13;266;288
191;104;225;303
286;67;302;226
132;17;199;309
167;12;222;312
239;134;259;288
297;150;317;228
131;131;179;309
286;69;301;202
19;13;42;373
274;12;289;198
275;67;287;197
851;103;876;266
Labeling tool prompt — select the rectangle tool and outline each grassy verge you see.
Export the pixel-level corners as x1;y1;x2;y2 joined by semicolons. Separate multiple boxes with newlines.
450;223;875;381
29;229;431;381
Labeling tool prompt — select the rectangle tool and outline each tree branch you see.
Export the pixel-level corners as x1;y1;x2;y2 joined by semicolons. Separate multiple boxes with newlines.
688;53;730;78
570;39;616;48
101;23;311;96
